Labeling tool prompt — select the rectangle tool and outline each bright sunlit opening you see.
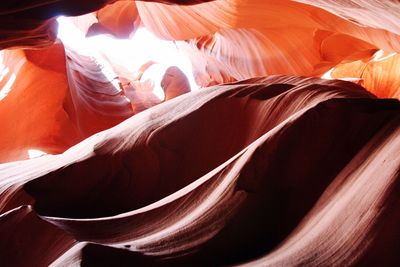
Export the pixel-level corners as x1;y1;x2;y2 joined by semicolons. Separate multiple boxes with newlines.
57;16;199;100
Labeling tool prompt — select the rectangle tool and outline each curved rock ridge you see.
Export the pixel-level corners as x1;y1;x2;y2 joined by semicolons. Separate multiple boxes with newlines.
1;0;400;266
0;42;191;162
1;0;399;148
0;76;399;266
331;52;400;99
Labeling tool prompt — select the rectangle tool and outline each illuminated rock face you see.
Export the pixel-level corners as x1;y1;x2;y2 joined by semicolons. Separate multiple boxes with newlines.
0;45;82;162
0;1;399;266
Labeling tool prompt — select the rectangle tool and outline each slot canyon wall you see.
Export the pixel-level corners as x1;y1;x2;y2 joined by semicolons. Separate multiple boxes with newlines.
0;0;399;266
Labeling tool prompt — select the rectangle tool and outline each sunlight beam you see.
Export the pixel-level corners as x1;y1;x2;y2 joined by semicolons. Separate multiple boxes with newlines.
57;16;199;100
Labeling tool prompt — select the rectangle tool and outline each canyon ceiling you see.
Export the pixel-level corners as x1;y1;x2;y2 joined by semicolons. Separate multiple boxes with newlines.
0;0;399;266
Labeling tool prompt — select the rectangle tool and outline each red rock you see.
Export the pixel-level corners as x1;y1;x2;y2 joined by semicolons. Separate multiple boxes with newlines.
0;1;399;266
1;76;399;265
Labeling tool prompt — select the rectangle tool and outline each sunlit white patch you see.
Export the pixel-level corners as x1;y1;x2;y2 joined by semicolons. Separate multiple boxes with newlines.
56;16;199;99
0;64;9;80
0;60;12;100
321;67;335;80
372;49;384;61
336;77;362;82
321;67;361;82
28;149;47;159
372;49;397;62
57;17;122;93
57;16;87;51
0;51;26;101
0;70;16;101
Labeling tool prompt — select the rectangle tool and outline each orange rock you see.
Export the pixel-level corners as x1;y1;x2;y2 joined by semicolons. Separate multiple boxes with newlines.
0;44;81;162
332;52;400;99
0;1;399;265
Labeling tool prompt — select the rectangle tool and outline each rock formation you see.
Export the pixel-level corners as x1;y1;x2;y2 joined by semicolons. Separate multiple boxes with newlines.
0;1;399;266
